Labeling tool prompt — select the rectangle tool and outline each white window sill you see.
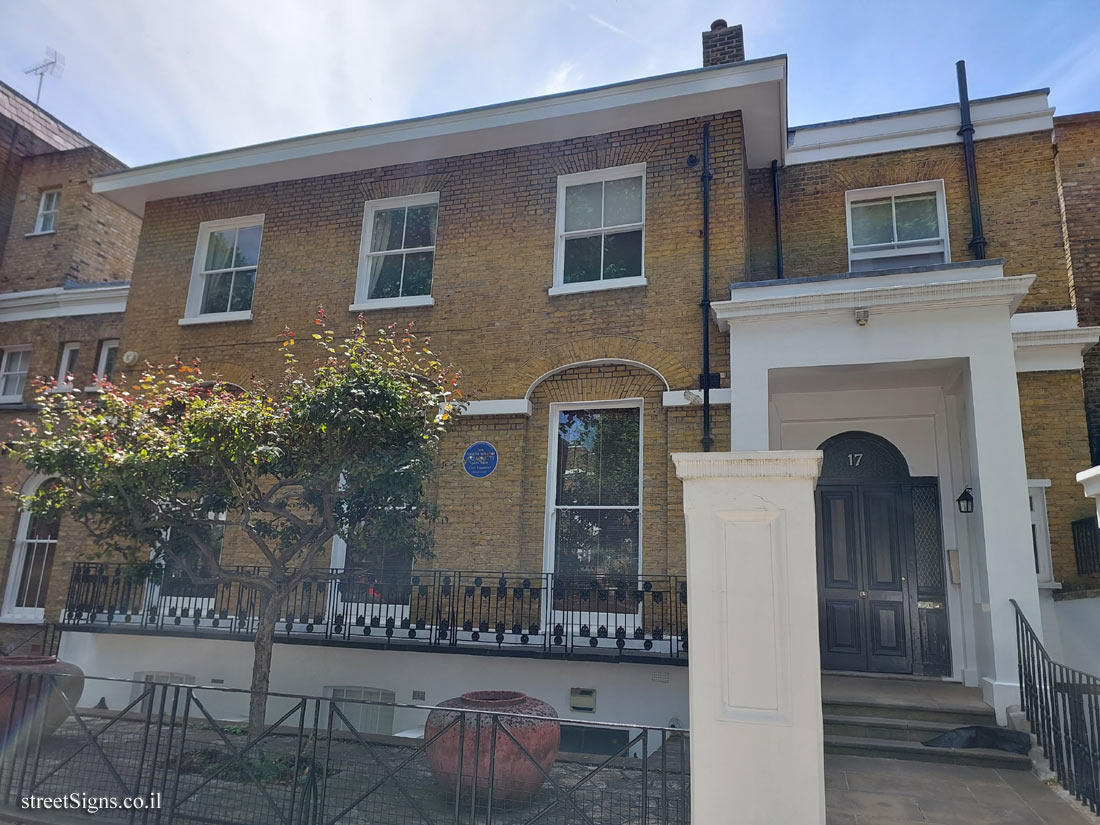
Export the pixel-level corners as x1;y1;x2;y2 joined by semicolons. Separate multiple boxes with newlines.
1038;580;1062;591
0;395;23;404
25;230;56;238
179;310;253;326
548;276;647;297
0;613;45;624
349;295;434;311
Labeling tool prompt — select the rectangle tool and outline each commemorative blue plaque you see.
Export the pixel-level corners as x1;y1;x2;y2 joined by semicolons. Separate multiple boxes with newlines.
463;441;498;478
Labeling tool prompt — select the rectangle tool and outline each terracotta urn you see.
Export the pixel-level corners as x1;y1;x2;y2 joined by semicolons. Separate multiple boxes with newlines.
0;656;85;742
424;690;560;801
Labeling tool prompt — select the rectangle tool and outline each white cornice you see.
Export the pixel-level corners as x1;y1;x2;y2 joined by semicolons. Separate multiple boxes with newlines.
1013;327;1100;373
787;90;1053;165
93;57;788;215
672;450;823;480
713;264;1032;329
0;283;129;323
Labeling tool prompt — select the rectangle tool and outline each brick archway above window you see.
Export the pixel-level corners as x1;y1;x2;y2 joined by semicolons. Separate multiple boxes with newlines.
199;362;255;390
510;338;692;400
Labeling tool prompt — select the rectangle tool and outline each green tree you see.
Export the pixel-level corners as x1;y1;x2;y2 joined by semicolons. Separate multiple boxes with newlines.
9;310;462;734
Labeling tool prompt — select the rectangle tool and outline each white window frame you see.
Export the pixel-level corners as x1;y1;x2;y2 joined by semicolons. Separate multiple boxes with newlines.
542;398;645;578
323;685;396;734
0;346;32;404
1029;479;1057;586
351;192;439;311
84;339;119;392
845;180;950;269
180;215;264;325
2;474;58;622
551;164;647;296
55;342;80;391
31;189;60;235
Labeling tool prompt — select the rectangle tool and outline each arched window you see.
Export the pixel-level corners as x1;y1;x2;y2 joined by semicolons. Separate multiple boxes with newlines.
3;477;60;621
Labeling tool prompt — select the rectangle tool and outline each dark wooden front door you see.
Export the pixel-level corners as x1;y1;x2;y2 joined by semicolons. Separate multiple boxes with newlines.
815;432;951;676
818;484;911;673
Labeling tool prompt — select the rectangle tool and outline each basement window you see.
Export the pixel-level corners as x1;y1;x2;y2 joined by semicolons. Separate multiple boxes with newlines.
181;215;263;325
352;193;438;311
845;180;949;271
324;686;396;735
551;164;646;295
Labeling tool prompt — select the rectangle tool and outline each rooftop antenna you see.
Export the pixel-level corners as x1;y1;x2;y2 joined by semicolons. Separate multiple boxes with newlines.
24;48;65;106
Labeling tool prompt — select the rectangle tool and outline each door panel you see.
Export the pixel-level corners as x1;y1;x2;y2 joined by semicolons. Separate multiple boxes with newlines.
824;600;862;655
861;486;912;673
817;487;868;671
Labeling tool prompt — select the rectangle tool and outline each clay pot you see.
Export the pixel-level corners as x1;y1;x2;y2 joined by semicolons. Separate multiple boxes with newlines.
424;690;560;801
0;656;85;742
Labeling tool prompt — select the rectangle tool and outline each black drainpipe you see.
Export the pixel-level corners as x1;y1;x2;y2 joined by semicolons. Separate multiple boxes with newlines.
771;159;784;278
700;123;714;452
956;60;987;259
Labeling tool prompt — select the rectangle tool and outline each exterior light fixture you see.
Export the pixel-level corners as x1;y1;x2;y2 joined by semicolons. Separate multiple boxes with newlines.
956;487;974;514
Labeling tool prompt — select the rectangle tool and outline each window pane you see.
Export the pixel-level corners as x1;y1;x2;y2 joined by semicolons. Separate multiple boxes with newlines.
564;182;602;232
603;230;642;280
554;508;639;579
62;347;79;378
368;254;403;299
39;212;56;233
556;408;640;506
9;350;29;374
371;208;406;252
894;194;939;242
2;373;24;398
101;346;117;382
43;191;58;211
229;269;256;312
850;200;893;246
201;271;233;314
402;251;433;296
563;235;601;284
234;225;262;267
604;177;642;226
204;230;236;271
404;205;437;248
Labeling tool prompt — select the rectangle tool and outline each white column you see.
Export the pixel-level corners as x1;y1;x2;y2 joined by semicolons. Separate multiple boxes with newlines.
673;450;825;825
966;348;1043;720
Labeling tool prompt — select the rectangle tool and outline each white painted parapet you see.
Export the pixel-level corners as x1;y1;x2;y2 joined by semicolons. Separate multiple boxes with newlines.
1077;465;1100;524
673;450;825;825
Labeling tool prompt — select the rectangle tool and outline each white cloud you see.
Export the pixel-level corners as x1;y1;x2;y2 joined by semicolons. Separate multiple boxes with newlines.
538;62;584;96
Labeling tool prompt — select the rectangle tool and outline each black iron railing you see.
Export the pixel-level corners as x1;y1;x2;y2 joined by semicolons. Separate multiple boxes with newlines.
1013;598;1100;813
62;564;688;662
0;674;689;825
1072;517;1100;577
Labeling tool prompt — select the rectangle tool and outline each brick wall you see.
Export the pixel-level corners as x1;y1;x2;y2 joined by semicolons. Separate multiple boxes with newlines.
746;132;1070;309
1018;370;1096;585
1054;113;1100;463
0;146;139;293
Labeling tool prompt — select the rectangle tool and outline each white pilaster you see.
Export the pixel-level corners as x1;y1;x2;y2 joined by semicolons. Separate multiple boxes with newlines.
673;450;825;825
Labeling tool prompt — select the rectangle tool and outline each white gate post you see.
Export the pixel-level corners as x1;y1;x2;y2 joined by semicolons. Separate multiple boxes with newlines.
673;450;825;825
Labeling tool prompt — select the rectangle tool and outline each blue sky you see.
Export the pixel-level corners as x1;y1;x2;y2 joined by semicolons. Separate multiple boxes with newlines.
1;0;1097;168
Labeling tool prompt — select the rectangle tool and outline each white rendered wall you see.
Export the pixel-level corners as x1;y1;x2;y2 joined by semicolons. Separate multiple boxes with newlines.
59;633;688;740
1046;595;1100;677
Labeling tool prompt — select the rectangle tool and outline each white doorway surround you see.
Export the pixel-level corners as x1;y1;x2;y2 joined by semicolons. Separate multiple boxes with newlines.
712;260;1043;721
673;450;826;825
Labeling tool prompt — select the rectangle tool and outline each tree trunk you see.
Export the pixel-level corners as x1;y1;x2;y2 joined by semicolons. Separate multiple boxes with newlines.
248;590;280;738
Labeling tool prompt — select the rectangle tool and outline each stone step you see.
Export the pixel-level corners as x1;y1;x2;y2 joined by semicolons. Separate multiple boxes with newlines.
822;698;998;727
823;713;961;743
823;733;1032;770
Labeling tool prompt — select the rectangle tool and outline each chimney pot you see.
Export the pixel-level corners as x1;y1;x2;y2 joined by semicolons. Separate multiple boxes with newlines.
710;19;728;31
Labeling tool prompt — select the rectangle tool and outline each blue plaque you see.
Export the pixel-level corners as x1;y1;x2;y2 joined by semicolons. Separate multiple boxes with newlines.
463;441;498;478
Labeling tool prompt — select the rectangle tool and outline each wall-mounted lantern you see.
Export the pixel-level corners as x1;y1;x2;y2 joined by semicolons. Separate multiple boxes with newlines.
956;487;975;514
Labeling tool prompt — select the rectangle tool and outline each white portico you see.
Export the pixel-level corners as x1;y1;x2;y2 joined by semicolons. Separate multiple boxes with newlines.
712;259;1043;719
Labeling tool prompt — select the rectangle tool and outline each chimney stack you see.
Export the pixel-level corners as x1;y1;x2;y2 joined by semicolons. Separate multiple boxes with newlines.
702;19;745;67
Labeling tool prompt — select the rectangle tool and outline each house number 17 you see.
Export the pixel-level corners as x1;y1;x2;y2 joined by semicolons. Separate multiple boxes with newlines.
847;453;863;467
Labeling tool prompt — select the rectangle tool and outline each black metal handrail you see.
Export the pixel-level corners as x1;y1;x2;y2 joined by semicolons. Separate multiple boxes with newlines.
0;673;690;824
1072;517;1100;577
61;563;688;662
1013;598;1100;812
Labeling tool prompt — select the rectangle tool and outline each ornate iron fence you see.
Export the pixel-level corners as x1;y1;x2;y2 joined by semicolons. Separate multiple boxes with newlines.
62;564;688;663
0;674;689;825
1071;517;1100;577
1013;599;1100;813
